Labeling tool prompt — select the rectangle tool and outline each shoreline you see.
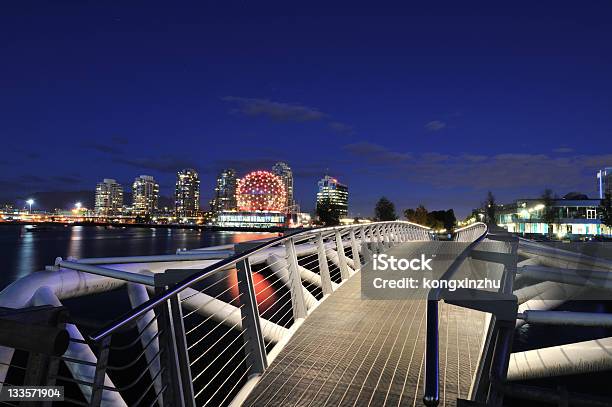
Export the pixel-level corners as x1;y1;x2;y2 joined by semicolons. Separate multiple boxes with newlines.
0;220;309;233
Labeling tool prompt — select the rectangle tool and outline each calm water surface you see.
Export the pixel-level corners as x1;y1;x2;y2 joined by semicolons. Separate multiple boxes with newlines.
0;224;276;289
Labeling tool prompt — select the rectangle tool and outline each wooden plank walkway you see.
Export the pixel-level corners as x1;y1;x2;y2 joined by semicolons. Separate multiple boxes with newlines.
244;242;499;407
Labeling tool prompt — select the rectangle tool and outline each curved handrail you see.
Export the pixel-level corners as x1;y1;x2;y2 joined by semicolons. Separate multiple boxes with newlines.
423;222;488;407
91;221;431;341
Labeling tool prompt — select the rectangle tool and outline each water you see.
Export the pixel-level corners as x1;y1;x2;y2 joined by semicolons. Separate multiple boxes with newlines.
0;224;277;289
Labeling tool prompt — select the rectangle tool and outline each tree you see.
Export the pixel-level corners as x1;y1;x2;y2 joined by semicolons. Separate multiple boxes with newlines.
483;191;496;224
374;197;397;221
541;188;557;237
316;198;340;226
404;205;454;229
601;192;612;233
404;205;429;226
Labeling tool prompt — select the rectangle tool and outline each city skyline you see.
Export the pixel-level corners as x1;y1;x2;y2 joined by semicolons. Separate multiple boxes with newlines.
1;2;612;217
3;162;610;221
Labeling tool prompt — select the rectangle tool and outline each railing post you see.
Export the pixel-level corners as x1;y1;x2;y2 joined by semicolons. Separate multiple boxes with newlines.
359;227;372;264
90;336;111;407
335;230;350;280
285;238;307;319
154;279;196;407
349;229;361;269
371;226;380;253
236;256;268;376
392;224;399;244
377;225;387;251
316;233;333;295
424;300;440;407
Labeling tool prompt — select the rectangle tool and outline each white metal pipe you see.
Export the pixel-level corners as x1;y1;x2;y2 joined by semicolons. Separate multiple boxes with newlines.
516;282;581;327
126;283;162;405
298;266;339;291
76;251;233;264
30;287;126;406
518;310;612;327
326;249;356;277
57;260;155;286
178;288;288;343
508;337;612;380
518;239;612;271
265;255;318;310
519;265;612;290
514;281;558;304
514;257;541;283
0;269;128;309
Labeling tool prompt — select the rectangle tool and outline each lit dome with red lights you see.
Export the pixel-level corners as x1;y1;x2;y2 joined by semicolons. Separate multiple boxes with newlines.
237;171;286;212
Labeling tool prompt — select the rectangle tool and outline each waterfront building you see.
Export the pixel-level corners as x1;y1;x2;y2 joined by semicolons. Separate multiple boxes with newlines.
597;167;612;199
132;175;159;217
272;162;295;211
316;175;349;218
94;178;124;217
175;169;200;219
210;169;238;213
497;196;608;237
216;170;286;228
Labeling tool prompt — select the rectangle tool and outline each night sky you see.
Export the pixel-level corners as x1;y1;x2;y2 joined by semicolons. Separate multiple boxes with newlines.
1;2;611;217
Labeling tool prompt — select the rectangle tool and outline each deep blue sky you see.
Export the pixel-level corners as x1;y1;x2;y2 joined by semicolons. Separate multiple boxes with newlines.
1;2;611;217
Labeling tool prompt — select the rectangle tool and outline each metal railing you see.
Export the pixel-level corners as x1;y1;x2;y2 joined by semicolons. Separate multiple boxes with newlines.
424;222;489;407
0;221;431;406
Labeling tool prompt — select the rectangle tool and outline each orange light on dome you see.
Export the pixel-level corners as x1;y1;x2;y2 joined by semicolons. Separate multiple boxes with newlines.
236;170;286;212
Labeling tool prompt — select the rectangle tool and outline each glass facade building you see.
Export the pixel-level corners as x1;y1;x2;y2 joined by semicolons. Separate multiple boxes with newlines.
132;175;159;216
272;162;295;211
94;178;124;217
316;175;349;218
175;169;200;219
210;168;238;213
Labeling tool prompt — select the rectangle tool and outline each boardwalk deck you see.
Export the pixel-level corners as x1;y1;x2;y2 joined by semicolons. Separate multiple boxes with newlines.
244;241;506;407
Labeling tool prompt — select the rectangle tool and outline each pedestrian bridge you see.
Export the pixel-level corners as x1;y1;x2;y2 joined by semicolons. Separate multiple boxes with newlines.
0;221;610;406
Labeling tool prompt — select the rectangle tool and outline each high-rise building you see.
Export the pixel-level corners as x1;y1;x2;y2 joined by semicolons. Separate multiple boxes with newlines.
175;169;200;219
597;167;612;199
132;175;159;216
210;169;238;213
272;162;295;211
316;175;348;218
95;178;124;217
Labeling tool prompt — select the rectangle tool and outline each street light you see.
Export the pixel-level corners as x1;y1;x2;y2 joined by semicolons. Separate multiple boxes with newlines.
75;202;82;210
26;199;34;214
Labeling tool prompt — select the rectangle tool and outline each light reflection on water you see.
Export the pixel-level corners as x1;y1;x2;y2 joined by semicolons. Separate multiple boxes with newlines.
0;224;277;290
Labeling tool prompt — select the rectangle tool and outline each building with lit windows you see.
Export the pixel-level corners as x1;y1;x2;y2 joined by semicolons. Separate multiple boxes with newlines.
497;196;608;237
214;170;286;228
210;169;238;213
132;175;159;217
316;175;349;218
272;162;295;211
94;179;124;217
175;169;200;220
598;167;612;199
